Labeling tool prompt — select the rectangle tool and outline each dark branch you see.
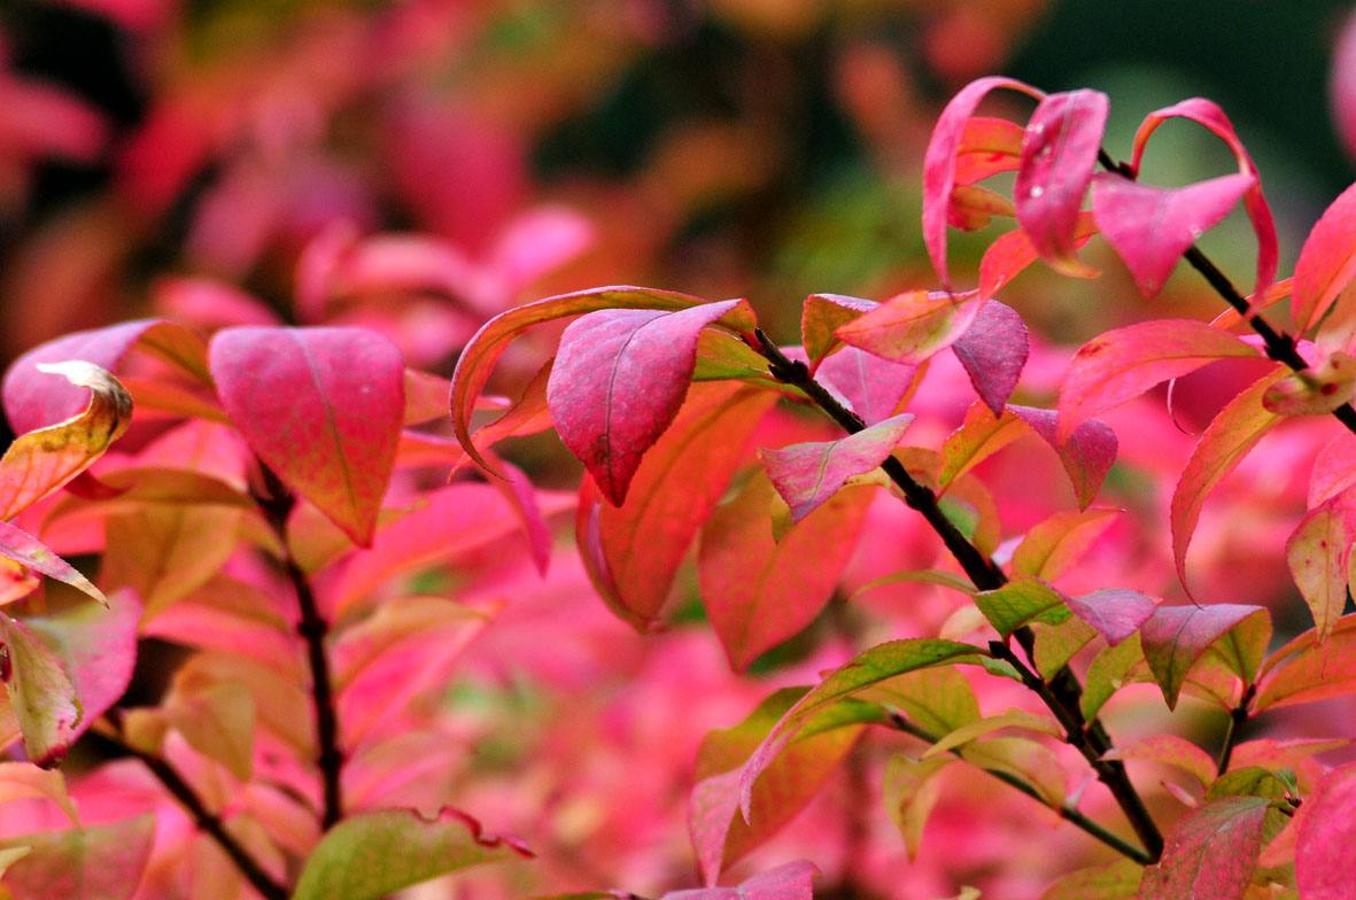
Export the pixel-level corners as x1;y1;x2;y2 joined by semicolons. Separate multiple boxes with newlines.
1216;683;1256;775
751;330;1163;860
1095;148;1356;436
96;730;289;900
887;712;1153;865
256;466;345;830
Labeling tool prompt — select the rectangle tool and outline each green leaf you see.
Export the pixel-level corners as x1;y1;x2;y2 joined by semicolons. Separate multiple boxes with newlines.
959;736;1068;807
1081;634;1143;721
1207;766;1288;802
1031;617;1098;679
1012;507;1121;581
736;639;986;819
863;667;981;736
293;808;532;900
974;577;1071;637
1041;859;1143;899
923;709;1062;758
0;613;79;767
883;754;952;858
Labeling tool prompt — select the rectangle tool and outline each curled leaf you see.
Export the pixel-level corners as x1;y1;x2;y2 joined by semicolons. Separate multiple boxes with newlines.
1014;89;1108;271
835;290;981;364
1140;604;1270;710
923;76;1045;287
0;362;132;521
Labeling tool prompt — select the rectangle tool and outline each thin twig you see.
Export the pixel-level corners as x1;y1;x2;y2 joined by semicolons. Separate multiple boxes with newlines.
751;331;1163;860
1216;684;1256;775
95;729;289;900
1096;148;1356;435
256;466;345;829
887;712;1153;865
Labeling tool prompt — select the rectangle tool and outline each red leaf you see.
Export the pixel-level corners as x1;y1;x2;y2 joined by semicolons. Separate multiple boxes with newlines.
834;290;981;364
951;300;1029;414
1140;604;1270;709
2;319;208;434
923;76;1044;288
977;214;1099;301
1309;430;1356;507
1014;89;1108;270
209;326;405;546
1292;181;1356;334
1066;589;1157;646
761;413;913;522
1170;368;1285;590
546;299;746;506
699;475;873;670
953;116;1025;186
1296;762;1356;899
1139;797;1269;899
450;286;737;473
577;384;778;630
1128;98;1279;303
1009;405;1117;509
1057;319;1260;440
1091;172;1254;298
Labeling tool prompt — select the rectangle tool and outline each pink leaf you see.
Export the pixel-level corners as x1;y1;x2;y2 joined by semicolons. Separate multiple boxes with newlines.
834;290;981;364
330;483;571;616
664;860;818;899
1091;172;1254;298
761;413;913;521
450;286;741;475
546;299;746;506
1296;762;1356;899
1057;318;1260;440
923;76;1045;287
1140;604;1270;709
1139;797;1269;899
813;346;918;425
3;319;208;434
1014;89;1108;269
1292;180;1356;334
576;384;778;630
1009;406;1117;509
1066;589;1157;646
950;300;1029;414
209;326;405;546
1128;98;1278;303
0;519;104;606
1170;368;1285;590
489;206;594;292
1309;429;1356;507
699;476;873;670
25;588;142;750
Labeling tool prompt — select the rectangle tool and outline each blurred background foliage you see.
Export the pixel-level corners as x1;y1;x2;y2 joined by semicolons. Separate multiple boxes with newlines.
4;1;1356;376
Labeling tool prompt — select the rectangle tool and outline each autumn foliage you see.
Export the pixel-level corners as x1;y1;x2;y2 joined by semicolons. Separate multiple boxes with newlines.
10;3;1356;898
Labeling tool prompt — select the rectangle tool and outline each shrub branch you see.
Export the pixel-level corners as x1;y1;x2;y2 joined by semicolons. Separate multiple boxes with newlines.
751;329;1164;861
